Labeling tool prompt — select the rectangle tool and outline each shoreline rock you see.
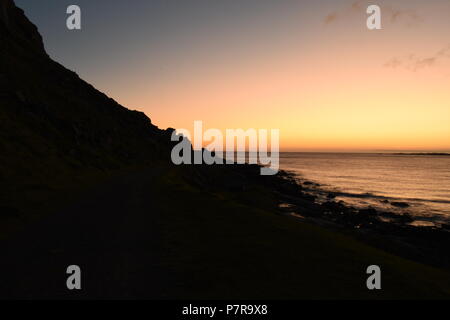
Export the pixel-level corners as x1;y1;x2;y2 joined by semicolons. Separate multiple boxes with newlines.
269;170;450;269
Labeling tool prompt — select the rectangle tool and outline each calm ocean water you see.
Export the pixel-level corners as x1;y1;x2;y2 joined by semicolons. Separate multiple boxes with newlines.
280;153;450;225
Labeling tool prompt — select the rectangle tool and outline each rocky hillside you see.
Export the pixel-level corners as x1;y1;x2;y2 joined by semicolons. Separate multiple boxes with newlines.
0;0;179;223
0;0;175;214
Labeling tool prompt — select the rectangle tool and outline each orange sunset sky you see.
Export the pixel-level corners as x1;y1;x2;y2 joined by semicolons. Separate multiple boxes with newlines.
19;0;450;151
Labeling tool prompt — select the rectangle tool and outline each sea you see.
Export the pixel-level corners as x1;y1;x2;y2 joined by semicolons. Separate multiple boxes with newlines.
280;153;450;226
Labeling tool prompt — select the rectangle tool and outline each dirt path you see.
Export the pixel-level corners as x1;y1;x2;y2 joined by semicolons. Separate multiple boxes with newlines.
0;169;173;299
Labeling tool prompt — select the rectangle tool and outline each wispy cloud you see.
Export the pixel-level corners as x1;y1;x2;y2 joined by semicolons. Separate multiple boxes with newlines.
384;57;403;68
385;46;450;71
324;13;338;25
384;6;422;26
324;0;422;27
437;45;450;58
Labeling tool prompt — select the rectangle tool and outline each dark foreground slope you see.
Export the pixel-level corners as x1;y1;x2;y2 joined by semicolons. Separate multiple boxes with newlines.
0;0;449;299
1;163;450;299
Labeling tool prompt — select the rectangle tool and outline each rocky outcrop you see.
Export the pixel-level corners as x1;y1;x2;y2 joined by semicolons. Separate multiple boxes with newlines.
0;0;173;190
0;0;46;55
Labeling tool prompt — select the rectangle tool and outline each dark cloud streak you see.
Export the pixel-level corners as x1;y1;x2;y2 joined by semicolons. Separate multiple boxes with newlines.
323;0;422;27
385;46;450;72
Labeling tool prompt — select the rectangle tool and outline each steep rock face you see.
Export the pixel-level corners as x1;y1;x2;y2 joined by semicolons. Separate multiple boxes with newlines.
0;0;46;54
0;0;173;193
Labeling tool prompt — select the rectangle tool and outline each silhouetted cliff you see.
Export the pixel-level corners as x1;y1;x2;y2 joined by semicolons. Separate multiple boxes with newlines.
0;0;175;195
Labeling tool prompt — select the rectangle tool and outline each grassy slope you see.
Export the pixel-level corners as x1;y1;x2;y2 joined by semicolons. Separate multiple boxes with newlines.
144;167;450;299
2;163;449;299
